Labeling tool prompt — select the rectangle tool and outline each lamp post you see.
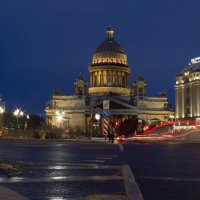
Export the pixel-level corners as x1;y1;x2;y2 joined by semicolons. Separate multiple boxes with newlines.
14;108;24;130
0;105;5;134
24;115;29;130
94;113;101;137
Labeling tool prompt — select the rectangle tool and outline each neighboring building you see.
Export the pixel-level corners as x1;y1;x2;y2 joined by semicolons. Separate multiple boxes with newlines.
45;27;173;134
175;57;200;120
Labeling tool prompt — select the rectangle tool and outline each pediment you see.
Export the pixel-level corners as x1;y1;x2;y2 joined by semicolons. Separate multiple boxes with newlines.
92;97;136;110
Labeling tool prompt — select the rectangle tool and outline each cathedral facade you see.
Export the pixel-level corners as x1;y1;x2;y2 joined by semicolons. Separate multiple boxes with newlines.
175;57;200;120
45;27;173;134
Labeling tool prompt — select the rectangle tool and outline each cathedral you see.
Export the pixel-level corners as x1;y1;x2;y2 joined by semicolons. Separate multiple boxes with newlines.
175;57;200;120
45;27;173;135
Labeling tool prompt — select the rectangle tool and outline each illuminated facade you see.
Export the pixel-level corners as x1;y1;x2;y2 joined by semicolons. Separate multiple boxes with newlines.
175;57;200;119
88;27;130;96
45;27;173;133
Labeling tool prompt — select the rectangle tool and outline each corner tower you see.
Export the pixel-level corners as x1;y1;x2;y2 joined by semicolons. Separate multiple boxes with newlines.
88;27;131;96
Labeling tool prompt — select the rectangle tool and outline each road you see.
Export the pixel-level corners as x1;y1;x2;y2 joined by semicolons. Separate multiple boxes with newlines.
0;141;129;200
0;140;200;199
123;142;200;200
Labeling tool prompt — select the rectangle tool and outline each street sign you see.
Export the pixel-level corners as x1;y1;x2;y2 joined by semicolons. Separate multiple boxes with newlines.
103;100;109;110
102;110;111;118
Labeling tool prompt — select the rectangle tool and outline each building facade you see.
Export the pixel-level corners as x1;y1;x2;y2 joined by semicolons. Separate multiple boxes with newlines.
45;27;173;134
175;57;200;119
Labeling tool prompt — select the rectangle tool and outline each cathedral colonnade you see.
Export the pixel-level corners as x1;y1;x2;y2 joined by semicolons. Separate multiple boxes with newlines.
90;70;129;87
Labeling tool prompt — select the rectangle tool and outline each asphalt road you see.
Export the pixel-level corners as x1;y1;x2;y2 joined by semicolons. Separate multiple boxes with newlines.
0;140;200;199
123;142;200;200
0;141;127;200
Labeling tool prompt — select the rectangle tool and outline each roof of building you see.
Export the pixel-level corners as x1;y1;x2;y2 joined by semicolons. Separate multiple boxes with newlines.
95;27;125;54
135;76;146;83
179;57;200;75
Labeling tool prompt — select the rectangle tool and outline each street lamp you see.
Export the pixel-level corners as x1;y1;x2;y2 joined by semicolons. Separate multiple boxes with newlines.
55;111;65;127
0;106;4;114
0;105;5;133
14;108;24;130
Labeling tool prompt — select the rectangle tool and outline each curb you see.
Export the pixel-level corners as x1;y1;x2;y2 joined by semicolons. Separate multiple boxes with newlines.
122;165;143;200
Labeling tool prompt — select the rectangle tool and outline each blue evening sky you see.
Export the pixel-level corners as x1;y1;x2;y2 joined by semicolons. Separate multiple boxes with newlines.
0;0;200;116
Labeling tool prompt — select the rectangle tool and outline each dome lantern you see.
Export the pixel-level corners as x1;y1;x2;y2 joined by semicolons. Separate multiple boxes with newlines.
106;26;114;39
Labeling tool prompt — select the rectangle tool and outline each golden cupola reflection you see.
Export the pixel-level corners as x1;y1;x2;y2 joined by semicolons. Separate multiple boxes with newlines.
88;26;131;96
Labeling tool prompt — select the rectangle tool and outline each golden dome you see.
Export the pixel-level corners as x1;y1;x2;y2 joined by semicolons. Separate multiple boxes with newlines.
91;27;128;67
88;27;131;96
95;27;124;54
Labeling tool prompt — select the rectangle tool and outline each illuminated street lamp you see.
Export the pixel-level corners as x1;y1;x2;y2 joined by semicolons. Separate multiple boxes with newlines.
94;113;101;121
0;105;5;133
14;108;24;129
55;111;65;127
0;106;5;114
14;108;23;117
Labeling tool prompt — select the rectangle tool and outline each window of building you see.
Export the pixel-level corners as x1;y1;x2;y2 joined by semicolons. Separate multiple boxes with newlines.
138;87;143;97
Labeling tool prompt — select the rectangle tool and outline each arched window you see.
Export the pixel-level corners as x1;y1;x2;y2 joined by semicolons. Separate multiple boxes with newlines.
78;87;83;96
139;87;143;97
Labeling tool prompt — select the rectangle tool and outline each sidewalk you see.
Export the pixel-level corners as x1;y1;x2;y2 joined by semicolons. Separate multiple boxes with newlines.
0;186;29;200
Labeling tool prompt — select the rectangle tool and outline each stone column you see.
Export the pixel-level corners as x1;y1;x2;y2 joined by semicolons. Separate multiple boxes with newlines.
101;71;103;86
114;71;116;86
104;71;107;86
198;84;200;116
196;84;200;116
110;70;113;86
181;86;185;118
107;71;111;86
125;73;127;87
118;71;121;86
193;84;197;116
90;73;93;87
189;84;193;117
92;72;95;87
97;71;100;86
116;71;119;86
122;72;125;87
175;87;180;119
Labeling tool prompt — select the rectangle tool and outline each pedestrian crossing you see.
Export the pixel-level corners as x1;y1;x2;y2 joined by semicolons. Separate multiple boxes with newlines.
0;143;130;200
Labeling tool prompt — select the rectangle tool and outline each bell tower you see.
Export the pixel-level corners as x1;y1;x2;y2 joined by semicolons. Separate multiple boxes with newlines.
74;73;87;97
133;76;147;98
